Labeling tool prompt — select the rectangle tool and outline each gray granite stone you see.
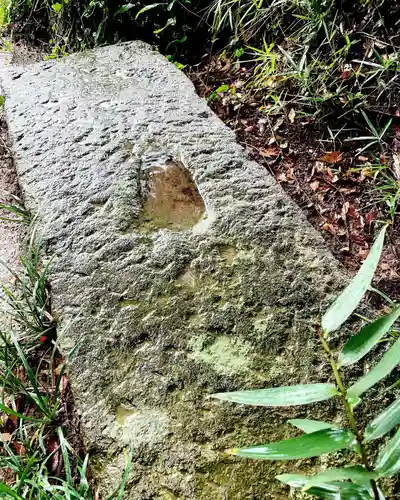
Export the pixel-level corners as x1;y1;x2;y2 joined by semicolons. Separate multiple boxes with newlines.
1;42;347;499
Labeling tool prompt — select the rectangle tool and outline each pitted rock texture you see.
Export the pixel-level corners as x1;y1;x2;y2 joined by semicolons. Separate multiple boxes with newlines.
2;42;348;499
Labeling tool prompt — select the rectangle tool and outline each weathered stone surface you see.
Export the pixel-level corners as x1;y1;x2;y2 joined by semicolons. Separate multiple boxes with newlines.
2;42;348;498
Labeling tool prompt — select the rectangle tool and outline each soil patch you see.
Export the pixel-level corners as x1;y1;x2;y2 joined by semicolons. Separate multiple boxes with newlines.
190;59;400;301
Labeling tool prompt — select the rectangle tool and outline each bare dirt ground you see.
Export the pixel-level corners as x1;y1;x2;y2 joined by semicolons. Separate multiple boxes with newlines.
191;60;400;302
0;117;21;288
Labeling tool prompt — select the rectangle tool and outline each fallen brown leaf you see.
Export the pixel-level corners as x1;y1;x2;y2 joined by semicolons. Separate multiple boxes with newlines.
318;151;342;164
260;145;280;158
276;172;288;182
365;211;378;224
13;442;26;456
47;435;63;475
347;205;358;218
286;167;294;181
322;222;336;234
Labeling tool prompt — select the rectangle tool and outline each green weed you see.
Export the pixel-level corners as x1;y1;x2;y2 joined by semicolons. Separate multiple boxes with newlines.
0;0;10;27
0;193;31;224
1;236;55;342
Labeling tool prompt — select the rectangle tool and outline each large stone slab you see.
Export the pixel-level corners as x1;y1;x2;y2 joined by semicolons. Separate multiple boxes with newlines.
2;42;346;499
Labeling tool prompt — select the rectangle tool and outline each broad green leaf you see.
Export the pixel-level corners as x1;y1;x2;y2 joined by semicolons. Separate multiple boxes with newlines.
303;466;377;490
288;418;337;434
215;83;230;93
213;383;338;406
348;336;400;399
321;226;386;333
229;428;357;460
135;3;163;18
51;2;63;14
340;306;400;367
365;397;400;441
375;428;400;477
277;474;373;499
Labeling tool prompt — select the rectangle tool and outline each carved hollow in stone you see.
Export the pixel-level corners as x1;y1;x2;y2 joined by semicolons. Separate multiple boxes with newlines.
139;156;205;231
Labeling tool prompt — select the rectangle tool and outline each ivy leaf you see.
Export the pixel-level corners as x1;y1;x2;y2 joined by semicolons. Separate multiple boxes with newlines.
213;383;338;407
287;418;337;434
348;336;400;399
321;226;386;334
228;428;357;460
375;428;400;477
340;306;400;367
364;397;400;442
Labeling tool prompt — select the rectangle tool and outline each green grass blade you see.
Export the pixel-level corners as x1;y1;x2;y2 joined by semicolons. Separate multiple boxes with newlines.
78;455;90;495
229;428;357;460
303;466;377;491
365;397;400;442
0;403;39;422
57;428;72;482
379;118;393;140
360;109;379;137
375;428;400;477
287;418;337;433
11;335;50;418
117;448;134;500
0;482;22;499
213;383;338;406
348;336;400;399
106;447;134;500
340;306;400;367
321;226;387;333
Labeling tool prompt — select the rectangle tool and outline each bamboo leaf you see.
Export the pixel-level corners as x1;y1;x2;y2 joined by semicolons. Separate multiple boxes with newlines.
375;428;400;477
277;474;373;499
288;418;337;434
348;336;400;399
321;226;387;333
229;428;357;460
303;466;377;490
340;306;400;367
213;383;338;406
365;397;400;442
